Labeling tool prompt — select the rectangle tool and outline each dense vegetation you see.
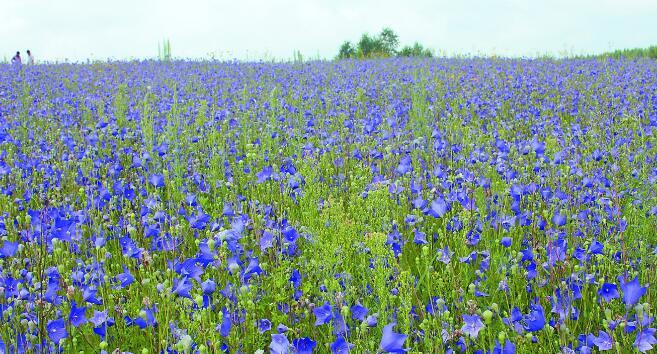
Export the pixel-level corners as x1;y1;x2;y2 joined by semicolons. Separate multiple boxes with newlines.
337;28;433;59
590;45;657;60
0;57;657;353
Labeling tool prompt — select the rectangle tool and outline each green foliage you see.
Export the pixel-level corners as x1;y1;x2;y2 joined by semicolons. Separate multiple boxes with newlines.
398;42;434;57
338;41;356;59
601;45;657;59
293;49;304;63
336;27;433;59
578;45;657;60
158;39;172;61
379;27;399;54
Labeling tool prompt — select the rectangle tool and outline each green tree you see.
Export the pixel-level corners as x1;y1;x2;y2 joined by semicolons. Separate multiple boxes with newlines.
338;41;356;59
357;33;384;58
398;42;433;57
379;27;399;55
336;28;434;59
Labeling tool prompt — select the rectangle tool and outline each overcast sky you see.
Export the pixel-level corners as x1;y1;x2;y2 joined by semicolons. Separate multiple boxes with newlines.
2;0;657;62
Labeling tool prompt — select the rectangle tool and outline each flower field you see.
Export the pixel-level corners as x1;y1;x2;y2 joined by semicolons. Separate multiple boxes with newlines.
1;57;657;353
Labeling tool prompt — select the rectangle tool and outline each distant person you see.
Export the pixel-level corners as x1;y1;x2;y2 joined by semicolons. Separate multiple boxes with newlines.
11;51;21;65
27;50;34;65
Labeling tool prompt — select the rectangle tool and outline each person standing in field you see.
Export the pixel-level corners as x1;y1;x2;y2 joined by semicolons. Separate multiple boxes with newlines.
27;50;34;65
11;51;21;65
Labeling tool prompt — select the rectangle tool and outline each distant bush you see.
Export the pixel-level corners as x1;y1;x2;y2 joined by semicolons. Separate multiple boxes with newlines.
337;28;433;59
601;45;657;59
397;42;433;58
578;45;657;60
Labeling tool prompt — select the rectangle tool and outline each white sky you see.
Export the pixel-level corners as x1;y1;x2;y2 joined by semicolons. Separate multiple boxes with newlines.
2;0;657;62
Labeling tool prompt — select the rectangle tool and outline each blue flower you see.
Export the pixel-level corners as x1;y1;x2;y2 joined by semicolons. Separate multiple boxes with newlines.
258;318;272;334
149;174;165;188
493;339;516;354
256;166;274;183
428;198;449;218
90;310;108;327
270;333;290;354
313;302;333;326
619;277;647;307
331;336;353;354
523;303;546;332
461;314;484;338
592;330;613;351
172;277;193;299
413;229;428;245
500;237;512;248
114;265;134;289
277;323;289;333
69;301;87;327
201;279;216;295
218;307;231;337
351;303;369;321
0;241;18;258
598;283;619;302
551;212;566;227
293;337;317;354
395;155;412;175
47;318;68;344
634;328;657;353
380;323;408;353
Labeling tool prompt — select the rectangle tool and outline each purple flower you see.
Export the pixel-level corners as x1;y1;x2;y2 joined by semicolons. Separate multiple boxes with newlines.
218;307;231;337
380;323;408;353
428;198;449;218
493;339;516;354
82;286;102;305
620;277;647;307
114;265;134;288
351;303;369;322
149;174;165;188
598;283;619;302
270;333;290;354
260;230;274;250
201;279;216;295
313;302;333;326
634;328;657;353
90;310;108;327
256;166;274;183
551;212;566;227
523;303;545;332
47;318;67;344
259;318;272;334
331;336;354;354
69;301;87;327
293;337;317;354
0;241;18;258
396;156;412;175
592;330;613;351
277;323;289;333
500;237;512;247
413;229;428;245
172;277;193;299
461;314;484;338
438;246;453;264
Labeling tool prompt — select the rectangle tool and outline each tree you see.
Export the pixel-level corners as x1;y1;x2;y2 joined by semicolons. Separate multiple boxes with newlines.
379;27;399;55
336;28;433;59
357;33;387;58
338;41;356;59
398;42;433;58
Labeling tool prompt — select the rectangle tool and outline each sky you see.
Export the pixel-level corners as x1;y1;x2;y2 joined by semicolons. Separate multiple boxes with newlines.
2;0;657;62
